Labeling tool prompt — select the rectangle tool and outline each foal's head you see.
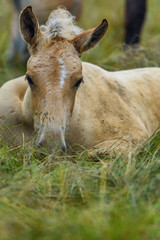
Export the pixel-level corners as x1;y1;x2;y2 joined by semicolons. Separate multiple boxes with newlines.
20;6;108;153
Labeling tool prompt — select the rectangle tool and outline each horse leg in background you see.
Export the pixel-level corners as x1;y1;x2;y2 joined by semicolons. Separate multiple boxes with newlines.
124;0;147;45
8;26;29;65
8;0;29;65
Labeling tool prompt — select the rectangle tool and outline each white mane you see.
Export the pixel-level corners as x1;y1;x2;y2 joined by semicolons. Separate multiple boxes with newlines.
40;8;82;41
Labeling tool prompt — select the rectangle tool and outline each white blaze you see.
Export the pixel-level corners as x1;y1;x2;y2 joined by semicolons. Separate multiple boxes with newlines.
58;58;66;88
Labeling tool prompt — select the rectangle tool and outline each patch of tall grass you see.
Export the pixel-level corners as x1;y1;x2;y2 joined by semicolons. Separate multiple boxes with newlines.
0;132;160;239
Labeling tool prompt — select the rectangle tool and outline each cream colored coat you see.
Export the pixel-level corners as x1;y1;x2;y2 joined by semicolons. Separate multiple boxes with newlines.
0;62;160;152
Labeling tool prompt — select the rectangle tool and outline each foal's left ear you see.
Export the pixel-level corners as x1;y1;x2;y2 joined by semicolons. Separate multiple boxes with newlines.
20;6;40;46
71;19;108;54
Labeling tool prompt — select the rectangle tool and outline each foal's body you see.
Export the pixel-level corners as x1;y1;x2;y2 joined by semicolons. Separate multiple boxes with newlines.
69;63;160;150
1;62;160;152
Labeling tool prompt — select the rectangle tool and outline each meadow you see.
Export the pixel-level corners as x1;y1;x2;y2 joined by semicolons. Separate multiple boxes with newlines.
0;0;160;239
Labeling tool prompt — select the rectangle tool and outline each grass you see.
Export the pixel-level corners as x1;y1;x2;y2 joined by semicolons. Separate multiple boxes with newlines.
0;0;160;239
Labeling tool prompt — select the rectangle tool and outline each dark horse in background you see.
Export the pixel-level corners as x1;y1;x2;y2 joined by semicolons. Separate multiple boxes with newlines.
124;0;147;45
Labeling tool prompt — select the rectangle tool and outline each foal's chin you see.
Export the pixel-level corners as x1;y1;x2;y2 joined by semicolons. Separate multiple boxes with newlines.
36;141;67;156
35;134;67;156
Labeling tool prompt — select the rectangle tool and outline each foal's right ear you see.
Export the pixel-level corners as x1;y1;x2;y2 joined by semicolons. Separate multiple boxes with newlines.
20;6;40;45
71;19;108;55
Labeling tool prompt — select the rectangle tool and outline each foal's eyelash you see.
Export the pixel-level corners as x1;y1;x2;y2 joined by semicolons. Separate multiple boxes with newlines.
74;77;83;89
25;74;34;86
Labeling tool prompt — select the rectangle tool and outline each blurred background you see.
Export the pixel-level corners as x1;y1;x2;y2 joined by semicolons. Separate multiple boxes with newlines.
1;0;160;87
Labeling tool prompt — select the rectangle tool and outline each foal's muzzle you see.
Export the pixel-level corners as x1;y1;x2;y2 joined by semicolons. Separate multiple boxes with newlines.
36;127;66;154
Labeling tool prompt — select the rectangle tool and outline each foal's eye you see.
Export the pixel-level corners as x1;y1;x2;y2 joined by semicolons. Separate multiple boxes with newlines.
74;78;83;89
26;74;34;86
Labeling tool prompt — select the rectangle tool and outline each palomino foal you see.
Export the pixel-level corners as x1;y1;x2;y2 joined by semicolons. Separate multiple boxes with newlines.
0;6;160;155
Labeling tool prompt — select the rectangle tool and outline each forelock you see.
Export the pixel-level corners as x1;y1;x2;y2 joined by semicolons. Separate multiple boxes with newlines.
40;8;82;44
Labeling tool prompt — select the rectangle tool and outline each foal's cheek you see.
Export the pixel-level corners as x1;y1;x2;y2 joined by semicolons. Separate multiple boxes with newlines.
70;98;76;116
31;90;44;110
63;90;76;117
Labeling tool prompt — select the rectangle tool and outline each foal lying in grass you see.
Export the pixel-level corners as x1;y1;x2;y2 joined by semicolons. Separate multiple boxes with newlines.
0;6;160;155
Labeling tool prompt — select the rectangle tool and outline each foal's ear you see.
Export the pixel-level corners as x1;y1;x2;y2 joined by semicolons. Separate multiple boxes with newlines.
20;6;40;45
71;19;108;54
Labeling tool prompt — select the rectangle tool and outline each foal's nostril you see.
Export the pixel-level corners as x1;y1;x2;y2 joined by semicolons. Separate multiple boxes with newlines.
37;140;66;152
